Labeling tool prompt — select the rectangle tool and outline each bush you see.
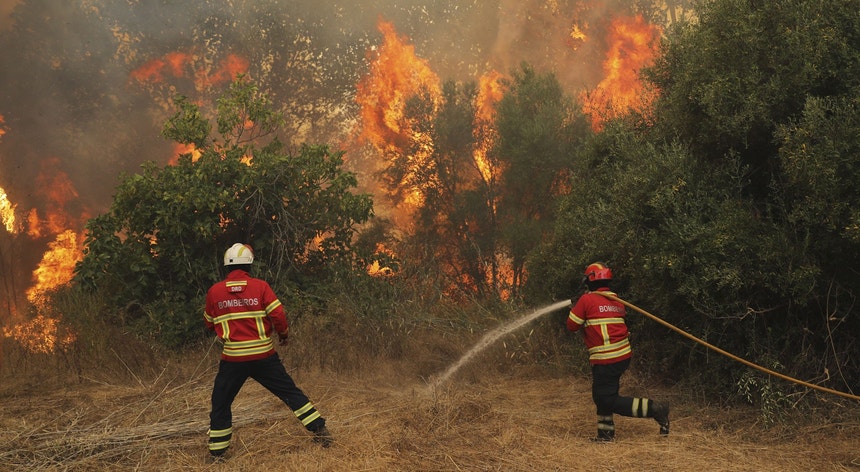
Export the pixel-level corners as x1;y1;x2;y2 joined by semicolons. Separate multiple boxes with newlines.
74;78;373;348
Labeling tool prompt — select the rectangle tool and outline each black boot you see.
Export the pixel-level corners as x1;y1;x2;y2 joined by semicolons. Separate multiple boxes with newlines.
592;415;615;442
651;401;670;435
312;425;333;448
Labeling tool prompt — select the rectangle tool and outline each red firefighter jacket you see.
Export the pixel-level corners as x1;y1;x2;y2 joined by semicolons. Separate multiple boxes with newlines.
204;269;289;362
567;289;632;365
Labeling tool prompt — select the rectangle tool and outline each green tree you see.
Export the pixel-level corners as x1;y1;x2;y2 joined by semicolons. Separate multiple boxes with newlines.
494;64;588;297
774;95;860;380
534;0;860;402
777;96;860;270
641;0;860;395
74;77;373;346
387;66;589;300
646;0;860;201
527;120;817;402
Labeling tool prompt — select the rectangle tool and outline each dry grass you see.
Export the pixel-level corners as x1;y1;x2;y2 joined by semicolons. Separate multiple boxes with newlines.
1;324;859;471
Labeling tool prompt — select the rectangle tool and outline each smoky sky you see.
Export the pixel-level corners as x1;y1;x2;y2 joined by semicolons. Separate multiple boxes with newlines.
0;0;650;298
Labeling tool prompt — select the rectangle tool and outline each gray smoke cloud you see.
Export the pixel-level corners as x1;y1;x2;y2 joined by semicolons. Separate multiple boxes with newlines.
0;0;651;313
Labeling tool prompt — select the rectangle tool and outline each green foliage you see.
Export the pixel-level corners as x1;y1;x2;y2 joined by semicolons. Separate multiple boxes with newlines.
526;118;835;403
74;78;373;347
777;96;860;257
527;123;806;309
493;63;589;296
647;0;860;197
736;367;792;427
216;77;286;143
160;96;211;148
531;0;860;408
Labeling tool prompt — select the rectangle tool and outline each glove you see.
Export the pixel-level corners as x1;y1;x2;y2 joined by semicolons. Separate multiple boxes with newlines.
277;329;289;346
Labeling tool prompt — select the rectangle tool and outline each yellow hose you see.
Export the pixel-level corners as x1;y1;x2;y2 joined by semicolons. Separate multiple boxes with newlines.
592;291;860;402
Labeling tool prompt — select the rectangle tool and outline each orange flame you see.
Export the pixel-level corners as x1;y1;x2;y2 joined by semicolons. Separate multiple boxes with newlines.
1;158;86;353
26;208;41;238
356;18;442;153
2;314;76;355
27;158;80;237
130;51;192;82
355;18;443;217
2;228;83;355
473;70;507;185
569;23;587;50
200;54;251;88
0;111;85;354
25;229;82;308
367;242;396;277
0;185;16;233
131;51;249;90
164;51;192;77
580;15;661;131
170;142;203;164
168;142;254;166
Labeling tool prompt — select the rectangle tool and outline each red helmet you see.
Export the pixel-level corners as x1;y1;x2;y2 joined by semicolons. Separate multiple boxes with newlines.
584;262;612;282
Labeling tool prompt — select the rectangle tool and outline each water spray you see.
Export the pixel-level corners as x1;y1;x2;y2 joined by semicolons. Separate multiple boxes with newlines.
429;293;860;402
429;299;571;390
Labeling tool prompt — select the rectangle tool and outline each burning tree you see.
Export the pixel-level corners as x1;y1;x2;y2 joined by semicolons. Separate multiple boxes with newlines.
74;77;373;346
493;64;589;296
354;20;596;300
354;19;502;299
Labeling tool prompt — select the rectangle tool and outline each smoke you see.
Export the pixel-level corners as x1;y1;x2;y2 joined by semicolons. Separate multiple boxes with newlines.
0;1;18;31
0;0;645;313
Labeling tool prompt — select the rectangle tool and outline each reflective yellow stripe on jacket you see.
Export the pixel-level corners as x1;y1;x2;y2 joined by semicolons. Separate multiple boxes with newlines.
584;317;631;361
214;309;274;359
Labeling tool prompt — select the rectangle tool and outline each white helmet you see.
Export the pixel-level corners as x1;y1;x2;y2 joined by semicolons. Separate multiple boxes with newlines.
224;243;254;266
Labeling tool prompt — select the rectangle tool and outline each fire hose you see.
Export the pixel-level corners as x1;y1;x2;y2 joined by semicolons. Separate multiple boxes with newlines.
593;291;860;402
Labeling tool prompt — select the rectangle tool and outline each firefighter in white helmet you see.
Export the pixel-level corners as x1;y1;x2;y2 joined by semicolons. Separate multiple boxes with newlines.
203;243;332;460
567;262;670;441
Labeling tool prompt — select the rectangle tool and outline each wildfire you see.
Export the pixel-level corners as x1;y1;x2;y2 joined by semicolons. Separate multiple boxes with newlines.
0;158;85;354
130;51;191;82
355;18;443;216
0;185;16;233
169;142;254;166
27;158;80;237
473;70;507;186
3;224;83;354
202;54;251;88
2;314;75;355
26;208;41;238
356;18;442;154
131;51;249;90
1;159;83;240
25;229;83;308
367;242;397;277
580;15;662;131
569;23;587;50
170;142;203;164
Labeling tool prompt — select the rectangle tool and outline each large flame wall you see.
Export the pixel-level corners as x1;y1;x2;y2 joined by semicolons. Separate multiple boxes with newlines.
0;0;671;352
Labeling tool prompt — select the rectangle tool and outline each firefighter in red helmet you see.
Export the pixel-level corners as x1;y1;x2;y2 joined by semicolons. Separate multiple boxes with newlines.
567;262;669;441
204;243;332;460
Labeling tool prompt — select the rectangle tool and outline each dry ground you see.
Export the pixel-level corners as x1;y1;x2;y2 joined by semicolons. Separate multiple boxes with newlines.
1;341;858;472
